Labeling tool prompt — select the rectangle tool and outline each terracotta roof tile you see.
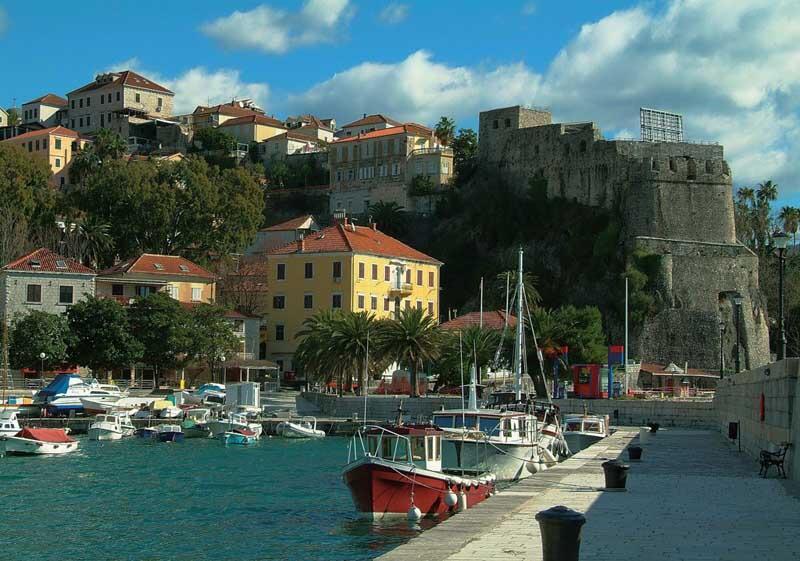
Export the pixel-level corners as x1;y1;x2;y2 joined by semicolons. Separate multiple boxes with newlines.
1;248;95;274
440;311;517;331
341;114;401;129
333;124;432;144
23;94;68;107
68;70;173;96
219;114;287;129
1;126;81;143
99;253;215;279
193;103;262;118
266;223;441;264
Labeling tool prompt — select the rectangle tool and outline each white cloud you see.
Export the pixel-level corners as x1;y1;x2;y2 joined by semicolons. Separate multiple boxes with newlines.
379;3;409;25
105;59;269;114
201;0;353;54
521;2;536;16
0;7;8;35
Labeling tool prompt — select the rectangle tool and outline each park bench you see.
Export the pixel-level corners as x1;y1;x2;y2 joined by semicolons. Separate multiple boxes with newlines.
759;442;791;478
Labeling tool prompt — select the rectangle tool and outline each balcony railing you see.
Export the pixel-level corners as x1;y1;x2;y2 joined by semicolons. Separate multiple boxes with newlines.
389;282;414;296
409;147;453;157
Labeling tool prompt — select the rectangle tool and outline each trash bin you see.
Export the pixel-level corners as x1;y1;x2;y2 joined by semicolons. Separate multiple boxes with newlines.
627;446;643;461
535;505;586;561
639;427;651;444
601;460;629;490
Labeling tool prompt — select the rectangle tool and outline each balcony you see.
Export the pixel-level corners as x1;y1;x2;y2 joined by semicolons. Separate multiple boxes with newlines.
389;282;414;296
409;147;453;157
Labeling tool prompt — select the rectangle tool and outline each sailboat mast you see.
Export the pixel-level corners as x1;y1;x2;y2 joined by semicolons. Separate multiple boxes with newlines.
515;247;524;401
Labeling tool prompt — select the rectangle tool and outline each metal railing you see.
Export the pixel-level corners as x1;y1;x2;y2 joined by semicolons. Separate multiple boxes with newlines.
409;147;453;157
347;425;412;465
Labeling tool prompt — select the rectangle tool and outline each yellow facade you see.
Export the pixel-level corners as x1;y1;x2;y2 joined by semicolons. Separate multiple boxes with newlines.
4;128;89;186
264;251;440;372
219;122;286;144
95;277;215;304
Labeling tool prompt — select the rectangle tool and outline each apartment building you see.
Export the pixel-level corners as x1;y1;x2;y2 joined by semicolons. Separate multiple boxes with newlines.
339;114;400;137
21;94;68;128
2;126;90;186
179;100;263;130
217;114;287;145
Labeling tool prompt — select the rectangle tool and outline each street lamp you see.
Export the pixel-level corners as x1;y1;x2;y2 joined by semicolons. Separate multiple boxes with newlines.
39;352;46;388
219;355;226;384
731;293;743;373
772;231;790;360
718;319;726;379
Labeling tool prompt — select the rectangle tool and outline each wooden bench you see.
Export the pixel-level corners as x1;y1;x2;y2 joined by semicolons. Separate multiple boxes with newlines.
759;442;791;478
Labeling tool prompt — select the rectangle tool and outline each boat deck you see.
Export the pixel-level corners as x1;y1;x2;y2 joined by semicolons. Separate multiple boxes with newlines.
376;428;800;561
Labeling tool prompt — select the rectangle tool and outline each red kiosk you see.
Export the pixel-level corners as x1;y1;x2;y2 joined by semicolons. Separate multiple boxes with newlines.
571;364;603;399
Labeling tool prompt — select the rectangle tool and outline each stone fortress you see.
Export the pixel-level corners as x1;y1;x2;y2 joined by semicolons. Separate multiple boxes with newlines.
478;106;770;371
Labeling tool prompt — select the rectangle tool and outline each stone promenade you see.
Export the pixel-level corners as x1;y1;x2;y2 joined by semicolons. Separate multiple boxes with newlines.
376;428;800;561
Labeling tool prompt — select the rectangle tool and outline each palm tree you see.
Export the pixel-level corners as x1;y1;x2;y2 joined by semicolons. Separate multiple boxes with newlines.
757;180;778;205
491;270;542;309
378;307;442;397
295;310;344;392
779;206;800;246
434;116;456;147
368;201;408;237
328;311;387;395
736;187;755;206
438;326;502;388
78;216;114;268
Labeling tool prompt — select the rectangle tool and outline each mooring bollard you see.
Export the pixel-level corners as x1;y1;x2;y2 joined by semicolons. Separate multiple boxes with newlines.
627;445;643;461
638;426;651;444
601;459;629;490
535;505;586;561
648;422;660;434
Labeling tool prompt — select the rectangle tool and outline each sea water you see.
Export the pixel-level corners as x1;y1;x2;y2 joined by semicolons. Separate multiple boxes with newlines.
0;436;430;561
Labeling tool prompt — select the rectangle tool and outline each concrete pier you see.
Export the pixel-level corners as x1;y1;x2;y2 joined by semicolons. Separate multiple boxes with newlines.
377;428;800;561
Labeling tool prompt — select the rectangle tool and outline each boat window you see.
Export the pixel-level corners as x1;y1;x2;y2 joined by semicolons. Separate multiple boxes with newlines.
566;421;581;431
410;437;425;461
434;436;441;460
584;421;601;432
478;417;501;436
381;437;408;461
432;415;453;428
503;420;512;437
426;437;434;461
453;415;477;429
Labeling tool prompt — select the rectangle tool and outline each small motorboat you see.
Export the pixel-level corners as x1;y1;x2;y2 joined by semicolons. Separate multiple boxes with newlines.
159;406;183;419
181;408;212;439
134;426;159;439
156;424;184;443
34;373;126;414
275;416;326;439
221;427;258;446
0;411;21;437
182;383;225;405
1;427;78;455
88;412;135;441
81;396;154;416
562;413;610;452
207;413;262;439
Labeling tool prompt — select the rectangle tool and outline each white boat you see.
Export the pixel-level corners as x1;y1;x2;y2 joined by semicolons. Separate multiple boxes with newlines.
81;396;155;415
88;412;135;441
34;373;126;414
159;406;183;419
221;427;258;445
156;424;184;443
182;383;226;405
562;414;609;452
275;416;326;439
207;413;262;439
1;427;78;455
0;411;21;437
181;408;212;439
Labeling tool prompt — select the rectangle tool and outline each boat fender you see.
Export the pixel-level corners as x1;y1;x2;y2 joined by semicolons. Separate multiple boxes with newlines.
457;491;468;511
451;476;462;486
444;491;458;507
407;505;422;521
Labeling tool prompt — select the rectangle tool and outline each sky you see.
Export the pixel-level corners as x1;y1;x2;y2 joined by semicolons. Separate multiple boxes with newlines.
1;0;798;204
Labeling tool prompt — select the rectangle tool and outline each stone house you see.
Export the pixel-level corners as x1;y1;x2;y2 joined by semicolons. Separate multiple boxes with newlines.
245;215;321;256
0;108;7;127
178;99;264;130
0;248;96;323
339;114;400;137
258;131;323;161
1;126;91;187
21;94;68;128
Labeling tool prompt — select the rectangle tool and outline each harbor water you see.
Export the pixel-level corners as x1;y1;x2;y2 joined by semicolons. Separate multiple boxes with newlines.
1;436;433;561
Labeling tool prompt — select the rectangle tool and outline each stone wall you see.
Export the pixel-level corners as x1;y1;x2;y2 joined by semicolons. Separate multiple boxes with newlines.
297;391;463;420
0;271;95;321
553;397;716;428
714;359;799;479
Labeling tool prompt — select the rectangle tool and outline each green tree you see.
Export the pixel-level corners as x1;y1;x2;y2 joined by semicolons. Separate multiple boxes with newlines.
66;297;143;375
9;311;71;371
368;201;408;237
69;129;126;184
329;311;386;395
295;310;348;393
437;326;502;387
128;292;192;382
186;304;241;383
409;174;435;196
778;206;800;245
490;270;542;310
378;307;442;397
434;116;456;147
192;127;237;153
451;128;478;185
6;108;21;126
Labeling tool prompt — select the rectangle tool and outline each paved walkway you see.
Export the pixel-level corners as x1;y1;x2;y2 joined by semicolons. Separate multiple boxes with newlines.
376;428;800;561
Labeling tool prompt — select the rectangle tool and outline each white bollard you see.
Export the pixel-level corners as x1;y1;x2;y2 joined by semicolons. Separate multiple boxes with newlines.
639;426;651;444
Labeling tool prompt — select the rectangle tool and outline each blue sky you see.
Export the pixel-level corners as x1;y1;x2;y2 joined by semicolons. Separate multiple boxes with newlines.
1;0;799;204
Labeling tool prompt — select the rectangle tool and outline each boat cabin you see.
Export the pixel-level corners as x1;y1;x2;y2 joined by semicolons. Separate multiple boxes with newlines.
0;411;20;433
563;415;608;436
364;425;442;471
432;411;533;442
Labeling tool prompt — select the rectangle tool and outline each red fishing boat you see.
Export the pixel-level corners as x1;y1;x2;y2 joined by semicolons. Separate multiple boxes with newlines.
343;422;496;519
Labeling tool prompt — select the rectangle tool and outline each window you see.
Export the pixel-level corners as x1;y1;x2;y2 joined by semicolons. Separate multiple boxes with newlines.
277;263;286;280
406;269;412;284
504;118;511;128
116;92;120;102
79;99;83;109
391;163;400;176
79;118;83;128
428;271;434;287
100;94;104;104
35;140;39;151
275;325;285;341
27;141;32;152
136;285;153;298
71;119;75;128
42;139;47;149
157;97;163;107
86;116;90;127
71;100;75;109
55;158;61;168
493;119;499;129
304;262;313;279
166;285;178;299
112;284;124;296
384;266;390;281
26;284;41;303
333;261;342;278
304;294;313;309
58;286;72;304
371;296;377;310
417;270;423;286
371;264;378;280
332;294;342;309
273;295;285;309
101;114;104;127
55;138;61;150
428;301;434;315
135;93;141;103
358;262;365;279
191;287;202;301
384;297;390;311
416;300;423;310
357;294;365;308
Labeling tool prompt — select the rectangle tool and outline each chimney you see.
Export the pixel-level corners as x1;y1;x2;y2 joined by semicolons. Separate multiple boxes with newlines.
343;216;349;227
297;234;305;252
371;222;377;231
363;113;367;119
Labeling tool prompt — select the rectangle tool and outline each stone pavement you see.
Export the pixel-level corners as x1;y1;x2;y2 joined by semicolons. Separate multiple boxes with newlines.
376;428;800;561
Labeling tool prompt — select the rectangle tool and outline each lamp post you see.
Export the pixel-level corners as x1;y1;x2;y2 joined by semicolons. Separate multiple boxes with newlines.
39;352;46;388
718;319;726;379
772;231;790;360
219;355;226;384
731;293;743;373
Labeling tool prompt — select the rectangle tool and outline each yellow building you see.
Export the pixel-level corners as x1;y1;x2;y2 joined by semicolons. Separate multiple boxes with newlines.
217;114;287;145
96;254;216;304
263;217;442;372
2;126;90;187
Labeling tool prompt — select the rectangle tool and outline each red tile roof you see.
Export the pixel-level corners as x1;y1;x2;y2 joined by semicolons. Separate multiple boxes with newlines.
68;71;173;96
2;126;81;143
266;222;441;264
341;114;401;129
23;94;68;107
193;103;262;118
1;248;95;274
440;310;518;331
262;215;317;232
99;254;215;279
333;123;432;144
219;114;287;129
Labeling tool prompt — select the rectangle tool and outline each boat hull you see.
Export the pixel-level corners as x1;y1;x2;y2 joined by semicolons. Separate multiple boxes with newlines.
156;432;184;443
275;421;325;439
221;432;256;445
134;428;158;439
343;457;493;518
2;437;78;455
88;428;124;441
441;438;538;481
564;432;605;453
182;425;212;439
207;420;262;439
